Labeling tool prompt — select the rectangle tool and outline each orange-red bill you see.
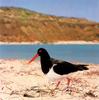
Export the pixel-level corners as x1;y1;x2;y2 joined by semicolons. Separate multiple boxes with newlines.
28;53;39;64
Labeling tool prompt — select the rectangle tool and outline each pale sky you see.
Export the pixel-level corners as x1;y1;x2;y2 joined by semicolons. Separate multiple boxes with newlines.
0;0;99;22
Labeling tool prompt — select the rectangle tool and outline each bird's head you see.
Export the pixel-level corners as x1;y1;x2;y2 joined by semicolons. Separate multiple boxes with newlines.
37;48;47;56
28;48;50;64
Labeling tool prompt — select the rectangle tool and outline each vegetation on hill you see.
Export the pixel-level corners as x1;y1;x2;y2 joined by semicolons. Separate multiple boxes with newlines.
0;7;99;43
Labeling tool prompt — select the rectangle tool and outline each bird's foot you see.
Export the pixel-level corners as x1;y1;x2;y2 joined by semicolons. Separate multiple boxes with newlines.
49;77;75;96
62;86;77;95
53;77;75;95
61;77;81;95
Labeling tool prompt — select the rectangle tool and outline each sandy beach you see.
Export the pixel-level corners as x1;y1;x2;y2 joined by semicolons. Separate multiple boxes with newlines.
0;41;99;45
0;59;99;100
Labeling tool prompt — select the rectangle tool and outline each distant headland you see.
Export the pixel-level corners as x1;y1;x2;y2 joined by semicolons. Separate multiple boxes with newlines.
0;7;99;43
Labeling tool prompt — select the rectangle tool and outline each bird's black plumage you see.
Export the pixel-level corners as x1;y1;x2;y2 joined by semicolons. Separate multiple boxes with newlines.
53;61;88;75
37;48;88;75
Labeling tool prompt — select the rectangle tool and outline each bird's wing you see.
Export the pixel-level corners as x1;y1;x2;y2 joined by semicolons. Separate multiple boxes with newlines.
53;62;88;75
50;57;73;65
50;57;88;70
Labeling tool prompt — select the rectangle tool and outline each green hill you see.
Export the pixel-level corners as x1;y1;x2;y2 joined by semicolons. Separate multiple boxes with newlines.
0;7;99;43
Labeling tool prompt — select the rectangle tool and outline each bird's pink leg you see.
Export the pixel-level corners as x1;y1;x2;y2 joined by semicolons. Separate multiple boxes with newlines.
54;77;71;89
55;81;61;89
50;81;61;96
67;77;71;86
51;78;72;95
62;77;77;95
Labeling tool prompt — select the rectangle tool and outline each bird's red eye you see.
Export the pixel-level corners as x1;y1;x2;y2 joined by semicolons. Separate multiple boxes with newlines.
39;50;42;53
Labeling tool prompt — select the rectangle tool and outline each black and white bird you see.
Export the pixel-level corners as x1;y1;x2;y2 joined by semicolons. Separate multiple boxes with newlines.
28;48;88;87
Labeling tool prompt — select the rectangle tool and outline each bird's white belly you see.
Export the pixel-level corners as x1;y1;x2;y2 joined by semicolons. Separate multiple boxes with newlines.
46;67;62;82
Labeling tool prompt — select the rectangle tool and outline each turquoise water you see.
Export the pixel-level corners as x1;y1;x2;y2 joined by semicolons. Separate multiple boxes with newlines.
0;44;99;64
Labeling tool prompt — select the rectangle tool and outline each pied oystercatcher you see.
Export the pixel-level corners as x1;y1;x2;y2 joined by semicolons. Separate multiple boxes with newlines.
28;48;88;88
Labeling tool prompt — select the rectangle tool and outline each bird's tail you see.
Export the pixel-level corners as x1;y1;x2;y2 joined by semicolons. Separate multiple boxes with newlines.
77;64;88;71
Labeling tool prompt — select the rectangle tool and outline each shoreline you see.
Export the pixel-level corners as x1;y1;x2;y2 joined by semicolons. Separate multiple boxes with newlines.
0;41;99;45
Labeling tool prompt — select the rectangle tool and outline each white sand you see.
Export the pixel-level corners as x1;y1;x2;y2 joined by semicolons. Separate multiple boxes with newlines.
0;41;99;45
0;59;99;100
